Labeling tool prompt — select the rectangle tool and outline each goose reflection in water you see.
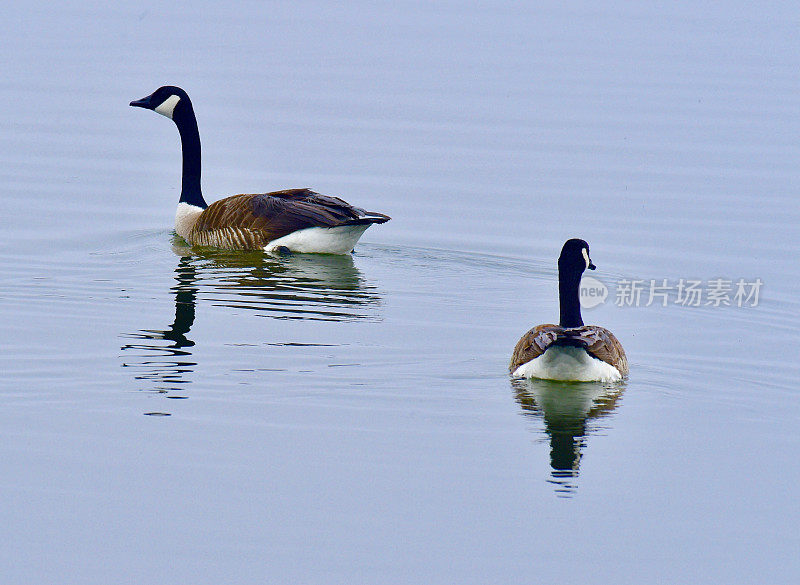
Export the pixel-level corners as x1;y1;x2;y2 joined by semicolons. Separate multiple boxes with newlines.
513;378;625;497
120;257;198;394
193;246;380;322
121;245;381;395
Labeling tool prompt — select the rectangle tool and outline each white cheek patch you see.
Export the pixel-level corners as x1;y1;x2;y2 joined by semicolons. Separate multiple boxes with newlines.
154;94;181;119
582;248;591;270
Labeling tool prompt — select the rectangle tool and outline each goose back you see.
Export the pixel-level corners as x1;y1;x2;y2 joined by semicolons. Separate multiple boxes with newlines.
510;324;628;375
187;189;389;250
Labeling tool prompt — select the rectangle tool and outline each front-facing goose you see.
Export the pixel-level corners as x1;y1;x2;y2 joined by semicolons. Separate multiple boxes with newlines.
510;239;628;382
130;86;389;254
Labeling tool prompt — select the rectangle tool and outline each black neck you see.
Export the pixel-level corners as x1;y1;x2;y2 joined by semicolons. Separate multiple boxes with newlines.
558;266;584;328
173;104;207;209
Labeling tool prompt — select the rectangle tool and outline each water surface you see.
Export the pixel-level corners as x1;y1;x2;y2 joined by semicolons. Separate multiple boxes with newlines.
1;2;798;583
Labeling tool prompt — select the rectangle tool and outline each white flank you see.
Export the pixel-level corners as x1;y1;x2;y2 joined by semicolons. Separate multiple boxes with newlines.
512;345;621;382
174;202;204;241
264;224;370;254
154;94;181;119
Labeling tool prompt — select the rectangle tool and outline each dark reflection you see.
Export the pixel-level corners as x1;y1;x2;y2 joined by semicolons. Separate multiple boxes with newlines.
121;245;381;395
512;378;625;497
121;257;198;394
194;247;379;322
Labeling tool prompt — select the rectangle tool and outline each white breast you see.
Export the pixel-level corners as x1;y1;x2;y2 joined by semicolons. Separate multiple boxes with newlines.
174;202;204;241
264;224;370;254
512;345;622;382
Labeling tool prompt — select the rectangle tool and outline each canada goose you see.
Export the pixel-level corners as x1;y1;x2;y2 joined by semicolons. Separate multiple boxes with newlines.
130;86;390;254
510;239;628;382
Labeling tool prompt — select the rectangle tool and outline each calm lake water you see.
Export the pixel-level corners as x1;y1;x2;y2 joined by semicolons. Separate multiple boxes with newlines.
1;2;799;583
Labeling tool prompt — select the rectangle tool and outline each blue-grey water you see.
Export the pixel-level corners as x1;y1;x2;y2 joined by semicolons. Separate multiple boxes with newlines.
1;2;799;583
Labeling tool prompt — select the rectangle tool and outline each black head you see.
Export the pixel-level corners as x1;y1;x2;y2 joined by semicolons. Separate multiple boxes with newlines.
130;86;191;120
558;238;596;274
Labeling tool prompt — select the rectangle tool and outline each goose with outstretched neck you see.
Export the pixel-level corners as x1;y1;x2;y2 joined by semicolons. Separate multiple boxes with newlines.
130;86;389;254
510;239;628;382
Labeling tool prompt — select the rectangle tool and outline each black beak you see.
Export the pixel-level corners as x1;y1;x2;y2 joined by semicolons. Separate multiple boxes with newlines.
588;262;596;270
129;95;153;109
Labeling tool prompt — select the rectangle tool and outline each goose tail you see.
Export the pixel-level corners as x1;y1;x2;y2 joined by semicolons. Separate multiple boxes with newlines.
341;212;391;226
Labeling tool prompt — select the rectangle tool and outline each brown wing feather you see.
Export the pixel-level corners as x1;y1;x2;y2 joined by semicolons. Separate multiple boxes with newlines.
509;324;628;375
509;324;560;372
267;189;367;216
190;189;389;250
572;326;629;375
